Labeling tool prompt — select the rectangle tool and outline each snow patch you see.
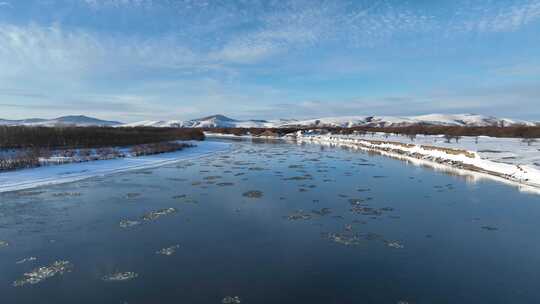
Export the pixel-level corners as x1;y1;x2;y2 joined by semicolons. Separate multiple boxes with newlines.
0;141;230;193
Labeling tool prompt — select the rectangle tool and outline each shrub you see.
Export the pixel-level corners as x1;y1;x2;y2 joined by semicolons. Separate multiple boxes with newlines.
0;126;205;149
130;142;193;157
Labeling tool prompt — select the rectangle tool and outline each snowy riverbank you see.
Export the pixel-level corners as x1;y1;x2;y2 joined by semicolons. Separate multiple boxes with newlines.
0;141;231;193
206;132;540;192
296;133;540;191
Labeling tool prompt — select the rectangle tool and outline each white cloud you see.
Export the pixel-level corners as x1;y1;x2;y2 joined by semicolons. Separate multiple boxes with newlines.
0;23;210;80
0;1;539;121
83;0;155;9
456;0;540;33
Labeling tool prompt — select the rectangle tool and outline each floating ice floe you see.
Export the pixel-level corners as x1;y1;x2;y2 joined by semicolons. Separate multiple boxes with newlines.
16;191;45;197
283;176;312;181
286;210;313;221
142;208;177;221
324;232;362;246
16;257;37;264
385;241;405;249
52;192;82;197
222;296;241;304
13;260;73;287
120;207;177;228
119;219;142;228
156;244;180;256
248;167;266;171
311;208;332;216
125;193;141;199
102;272;138;282
242;190;263;198
0;240;8;248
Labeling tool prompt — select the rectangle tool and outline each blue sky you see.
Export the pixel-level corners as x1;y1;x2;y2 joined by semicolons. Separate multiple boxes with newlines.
0;0;539;122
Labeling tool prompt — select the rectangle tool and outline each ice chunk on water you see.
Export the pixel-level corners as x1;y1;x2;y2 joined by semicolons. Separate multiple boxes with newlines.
13;260;73;287
142;208;177;221
242;190;263;198
385;240;404;249
125;193;141;199
0;240;8;248
222;296;241;304
156;244;180;256
102;272;138;282
286;210;313;221
16;257;37;264
324;232;361;246
120;207;177;229
119;219;142;228
52;192;82;197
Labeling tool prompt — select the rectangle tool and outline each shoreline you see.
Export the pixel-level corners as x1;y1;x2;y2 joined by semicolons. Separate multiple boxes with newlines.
0;141;231;194
206;132;540;194
298;136;540;195
296;134;540;187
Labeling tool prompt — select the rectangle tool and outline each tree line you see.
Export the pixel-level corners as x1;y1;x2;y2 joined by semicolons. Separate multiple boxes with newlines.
204;125;540;139
0;126;205;149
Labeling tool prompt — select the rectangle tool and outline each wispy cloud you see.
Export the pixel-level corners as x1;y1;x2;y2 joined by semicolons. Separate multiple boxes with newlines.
0;23;208;79
83;0;155;9
0;1;539;120
455;0;540;33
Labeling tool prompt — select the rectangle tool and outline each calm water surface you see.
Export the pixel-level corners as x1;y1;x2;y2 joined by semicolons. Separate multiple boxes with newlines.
1;139;540;304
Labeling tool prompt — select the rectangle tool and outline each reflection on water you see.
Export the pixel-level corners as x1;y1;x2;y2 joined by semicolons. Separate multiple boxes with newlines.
1;139;540;304
294;138;540;195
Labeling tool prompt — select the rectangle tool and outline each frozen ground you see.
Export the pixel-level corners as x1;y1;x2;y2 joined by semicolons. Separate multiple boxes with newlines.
333;133;540;167
0;141;230;193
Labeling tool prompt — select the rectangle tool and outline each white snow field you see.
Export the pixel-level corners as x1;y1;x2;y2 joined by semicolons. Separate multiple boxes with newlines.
0;141;230;193
295;132;540;191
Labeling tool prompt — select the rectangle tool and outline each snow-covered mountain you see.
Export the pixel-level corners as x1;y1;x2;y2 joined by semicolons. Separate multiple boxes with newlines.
2;113;536;128
280;114;537;128
0;115;122;127
122;113;536;128
121;114;291;128
0;118;48;125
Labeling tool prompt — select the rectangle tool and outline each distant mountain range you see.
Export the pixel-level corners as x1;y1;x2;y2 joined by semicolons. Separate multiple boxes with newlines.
121;114;297;128
0;115;121;127
120;114;537;128
1;114;537;128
